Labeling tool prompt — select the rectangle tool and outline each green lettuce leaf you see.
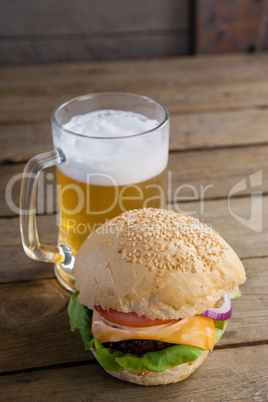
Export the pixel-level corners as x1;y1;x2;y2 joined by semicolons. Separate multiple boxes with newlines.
90;338;205;373
68;292;228;373
68;290;93;350
116;344;204;373
228;288;241;299
91;339;124;372
214;320;228;343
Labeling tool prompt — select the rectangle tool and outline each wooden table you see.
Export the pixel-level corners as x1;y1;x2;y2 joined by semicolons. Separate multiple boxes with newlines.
1;54;268;401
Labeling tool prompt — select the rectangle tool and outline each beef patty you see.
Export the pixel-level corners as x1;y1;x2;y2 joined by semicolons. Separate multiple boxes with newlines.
104;339;174;356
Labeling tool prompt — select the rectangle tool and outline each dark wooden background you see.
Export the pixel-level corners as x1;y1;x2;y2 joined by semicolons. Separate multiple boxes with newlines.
1;0;268;65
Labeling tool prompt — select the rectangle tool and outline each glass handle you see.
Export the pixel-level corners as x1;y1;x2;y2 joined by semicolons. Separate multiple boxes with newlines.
20;148;68;264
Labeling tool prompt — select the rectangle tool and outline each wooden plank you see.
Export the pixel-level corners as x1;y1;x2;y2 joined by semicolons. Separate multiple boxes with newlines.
2;107;268;163
2;144;267;216
242;256;268;295
0;279;93;374
0;208;264;281
170;107;268;150
0;122;52;163
0;194;267;281
1;344;268;400
0;193;267;281
0;245;55;284
135;79;268;115
1;197;267;260
0;215;58;247
181;197;267;261
0;0;189;36
2;54;268;92
2;79;268;123
2;164;58;217
261;0;268;50
196;0;266;54
0;266;267;373
0;33;189;65
169;144;268;201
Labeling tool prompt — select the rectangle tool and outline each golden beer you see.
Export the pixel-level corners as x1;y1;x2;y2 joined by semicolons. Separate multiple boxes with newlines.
20;94;169;292
56;167;167;256
23;93;170;292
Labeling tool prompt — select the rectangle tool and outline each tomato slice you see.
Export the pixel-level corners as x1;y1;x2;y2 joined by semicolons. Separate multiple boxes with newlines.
95;306;177;327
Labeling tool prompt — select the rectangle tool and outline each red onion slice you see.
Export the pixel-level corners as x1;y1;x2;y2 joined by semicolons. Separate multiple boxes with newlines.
201;291;232;320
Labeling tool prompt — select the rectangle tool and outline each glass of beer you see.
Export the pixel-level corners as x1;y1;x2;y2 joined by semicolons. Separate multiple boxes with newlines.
20;93;170;292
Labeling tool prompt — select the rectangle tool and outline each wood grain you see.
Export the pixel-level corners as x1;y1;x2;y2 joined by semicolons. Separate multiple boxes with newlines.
0;0;189;36
0;223;267;285
2;164;58;217
169;144;268;201
242;256;268;295
0;194;267;285
1;345;268;401
0;122;52;163
0;0;190;64
0;279;93;374
170;107;268;150
1;144;267;217
0;33;189;65
2;54;268;91
2;79;268;124
0;215;58;248
0;270;266;374
0;245;55;284
1;54;268;400
1;195;267;259
196;0;266;54
3;55;268;127
2;106;268;163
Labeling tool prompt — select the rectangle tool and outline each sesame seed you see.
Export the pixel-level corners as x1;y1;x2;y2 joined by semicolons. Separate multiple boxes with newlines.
110;208;227;275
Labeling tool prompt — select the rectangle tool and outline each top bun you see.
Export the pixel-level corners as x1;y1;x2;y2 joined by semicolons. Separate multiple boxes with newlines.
74;208;246;320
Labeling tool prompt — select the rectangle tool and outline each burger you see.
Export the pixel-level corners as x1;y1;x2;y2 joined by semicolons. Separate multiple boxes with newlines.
68;208;246;386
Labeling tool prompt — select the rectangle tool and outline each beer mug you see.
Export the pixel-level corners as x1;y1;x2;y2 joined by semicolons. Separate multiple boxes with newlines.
20;93;170;292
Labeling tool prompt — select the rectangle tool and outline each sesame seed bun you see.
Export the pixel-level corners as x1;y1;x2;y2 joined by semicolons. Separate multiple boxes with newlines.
74;208;246;320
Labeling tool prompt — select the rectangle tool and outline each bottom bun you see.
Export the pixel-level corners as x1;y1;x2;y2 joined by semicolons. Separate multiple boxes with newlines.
91;347;209;386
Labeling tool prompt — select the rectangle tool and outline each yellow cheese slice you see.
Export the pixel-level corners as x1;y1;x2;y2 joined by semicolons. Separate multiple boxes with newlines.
92;311;215;350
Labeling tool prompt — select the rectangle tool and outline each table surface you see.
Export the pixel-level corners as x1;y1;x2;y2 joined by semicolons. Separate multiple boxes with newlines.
1;54;268;401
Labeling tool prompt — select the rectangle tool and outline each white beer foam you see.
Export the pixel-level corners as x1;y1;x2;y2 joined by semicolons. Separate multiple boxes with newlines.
55;109;168;185
63;110;159;137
